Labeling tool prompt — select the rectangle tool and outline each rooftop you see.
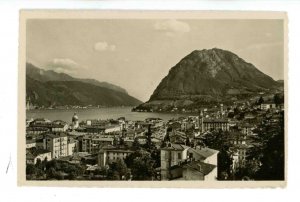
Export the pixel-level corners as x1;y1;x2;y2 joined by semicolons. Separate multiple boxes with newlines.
161;143;190;151
188;147;219;158
26;148;51;159
182;161;217;176
45;132;68;139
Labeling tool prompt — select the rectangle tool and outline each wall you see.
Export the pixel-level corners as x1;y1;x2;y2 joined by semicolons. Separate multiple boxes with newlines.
182;168;204;180
204;167;217;181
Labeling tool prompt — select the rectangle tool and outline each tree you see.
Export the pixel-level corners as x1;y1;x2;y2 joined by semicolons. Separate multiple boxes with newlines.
242;112;284;180
202;130;233;180
257;96;264;105
145;124;153;150
150;147;161;168
273;94;284;105
131;153;155;180
132;138;141;150
125;150;156;180
107;159;129;180
185;136;191;146
161;129;171;148
46;167;57;179
217;147;233;180
119;137;125;146
35;158;42;168
26;164;36;175
256;119;284;180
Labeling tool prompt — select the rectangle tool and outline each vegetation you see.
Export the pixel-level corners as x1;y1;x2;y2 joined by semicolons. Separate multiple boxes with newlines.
26;159;85;180
124;150;157;180
245;111;285;180
201;130;233;180
27;77;141;108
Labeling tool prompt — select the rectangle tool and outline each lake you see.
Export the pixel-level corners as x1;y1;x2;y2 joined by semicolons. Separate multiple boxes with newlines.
26;107;195;123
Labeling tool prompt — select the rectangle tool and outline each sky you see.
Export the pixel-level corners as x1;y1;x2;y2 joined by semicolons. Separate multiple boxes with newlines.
27;19;284;102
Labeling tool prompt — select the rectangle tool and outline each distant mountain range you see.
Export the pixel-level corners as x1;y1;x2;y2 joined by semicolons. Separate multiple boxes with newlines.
135;48;283;111
26;63;128;94
26;63;142;108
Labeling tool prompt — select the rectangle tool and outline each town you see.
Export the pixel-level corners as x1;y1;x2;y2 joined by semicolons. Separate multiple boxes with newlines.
25;94;284;181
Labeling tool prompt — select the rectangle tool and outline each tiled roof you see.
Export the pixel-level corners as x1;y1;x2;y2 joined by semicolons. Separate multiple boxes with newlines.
26;148;51;158
188;147;219;158
182;161;216;176
162;143;189;151
45;132;68;138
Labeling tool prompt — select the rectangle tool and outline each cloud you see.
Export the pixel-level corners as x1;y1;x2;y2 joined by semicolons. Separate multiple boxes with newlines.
154;19;190;36
46;58;84;75
94;41;116;52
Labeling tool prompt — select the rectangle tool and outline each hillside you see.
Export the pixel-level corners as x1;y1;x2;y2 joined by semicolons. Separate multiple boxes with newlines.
135;48;282;111
26;63;141;108
26;63;128;94
26;77;141;107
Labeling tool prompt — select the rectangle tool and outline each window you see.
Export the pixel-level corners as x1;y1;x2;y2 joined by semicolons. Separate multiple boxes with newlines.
178;153;182;160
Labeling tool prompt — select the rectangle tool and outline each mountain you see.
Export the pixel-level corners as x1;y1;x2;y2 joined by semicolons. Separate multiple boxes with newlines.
26;63;141;107
26;63;128;94
136;48;281;111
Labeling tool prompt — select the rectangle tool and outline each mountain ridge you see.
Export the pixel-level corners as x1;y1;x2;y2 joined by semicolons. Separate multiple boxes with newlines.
136;48;282;111
26;63;128;94
26;63;142;108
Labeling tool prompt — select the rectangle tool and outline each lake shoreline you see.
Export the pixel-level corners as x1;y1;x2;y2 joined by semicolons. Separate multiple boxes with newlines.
26;107;196;123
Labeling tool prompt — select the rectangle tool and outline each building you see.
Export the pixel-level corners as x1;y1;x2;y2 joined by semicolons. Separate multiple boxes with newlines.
26;126;50;135
85;126;105;134
160;143;189;180
231;145;249;170
42;133;68;158
202;118;229;132
228;132;250;170
98;148;134;167
187;147;219;165
239;123;254;136
26;149;52;164
182;161;217;181
260;102;276;110
51;123;68;132
105;125;121;134
67;138;77;156
26;139;36;149
199;111;229;133
169;131;186;144
31;118;51;125
78;134;114;154
161;143;219;181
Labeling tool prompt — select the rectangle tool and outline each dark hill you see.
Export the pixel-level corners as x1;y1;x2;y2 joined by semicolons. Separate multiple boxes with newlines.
26;63;128;94
26;63;141;107
26;77;141;107
136;48;281;111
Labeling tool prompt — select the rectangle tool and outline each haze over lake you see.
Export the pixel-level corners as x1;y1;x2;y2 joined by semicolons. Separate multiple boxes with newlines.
26;107;193;123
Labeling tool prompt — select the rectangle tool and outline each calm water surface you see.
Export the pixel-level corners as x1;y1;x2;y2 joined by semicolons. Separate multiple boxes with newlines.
27;107;194;123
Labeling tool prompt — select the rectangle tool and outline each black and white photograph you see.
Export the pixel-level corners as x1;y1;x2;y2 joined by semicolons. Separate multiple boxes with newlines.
18;11;287;187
